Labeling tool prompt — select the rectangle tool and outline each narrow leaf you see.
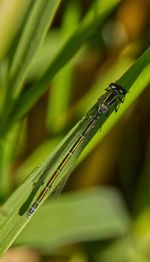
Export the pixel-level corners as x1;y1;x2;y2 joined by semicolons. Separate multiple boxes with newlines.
8;0;61;98
0;81;125;255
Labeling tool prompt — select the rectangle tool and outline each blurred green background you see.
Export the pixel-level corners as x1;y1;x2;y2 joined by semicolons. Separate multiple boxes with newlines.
0;0;150;261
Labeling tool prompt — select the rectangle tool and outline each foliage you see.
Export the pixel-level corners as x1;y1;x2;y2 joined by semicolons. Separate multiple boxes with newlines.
0;0;150;261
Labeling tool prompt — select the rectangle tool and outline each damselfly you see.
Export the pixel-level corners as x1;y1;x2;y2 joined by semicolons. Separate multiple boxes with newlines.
26;83;126;218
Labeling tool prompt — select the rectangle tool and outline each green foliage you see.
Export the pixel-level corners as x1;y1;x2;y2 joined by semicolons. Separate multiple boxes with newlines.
0;0;150;260
0;0;120;135
0;0;61;131
0;48;150;255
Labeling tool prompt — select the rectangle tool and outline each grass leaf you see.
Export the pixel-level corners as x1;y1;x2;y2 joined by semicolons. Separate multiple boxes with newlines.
0;96;113;256
47;1;80;132
8;0;61;98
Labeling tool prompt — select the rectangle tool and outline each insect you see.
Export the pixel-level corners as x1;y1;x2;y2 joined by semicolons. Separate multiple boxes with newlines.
26;83;126;218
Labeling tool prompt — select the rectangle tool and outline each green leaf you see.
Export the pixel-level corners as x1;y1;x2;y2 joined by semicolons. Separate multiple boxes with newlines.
15;188;130;251
0;96;114;255
26;31;61;81
8;0;61;98
0;125;19;198
47;1;80;132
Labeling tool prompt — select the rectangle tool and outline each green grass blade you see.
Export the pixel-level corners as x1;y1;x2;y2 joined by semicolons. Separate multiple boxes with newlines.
15;188;130;251
4;0;120;133
7;0;61;98
0;126;19;198
25;31;61;81
47;1;80;132
0;83;125;255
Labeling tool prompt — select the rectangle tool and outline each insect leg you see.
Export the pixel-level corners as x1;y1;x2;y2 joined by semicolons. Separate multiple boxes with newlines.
118;95;125;103
115;102;120;112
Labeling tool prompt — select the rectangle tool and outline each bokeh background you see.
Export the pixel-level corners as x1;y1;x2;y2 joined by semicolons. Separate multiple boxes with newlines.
0;0;150;261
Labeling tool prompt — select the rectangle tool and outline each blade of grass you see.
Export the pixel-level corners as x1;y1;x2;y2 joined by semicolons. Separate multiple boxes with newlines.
0;125;20;199
47;1;80;132
8;0;61;98
0;94;110;255
26;31;61;81
15;188;130;251
1;0;121;136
